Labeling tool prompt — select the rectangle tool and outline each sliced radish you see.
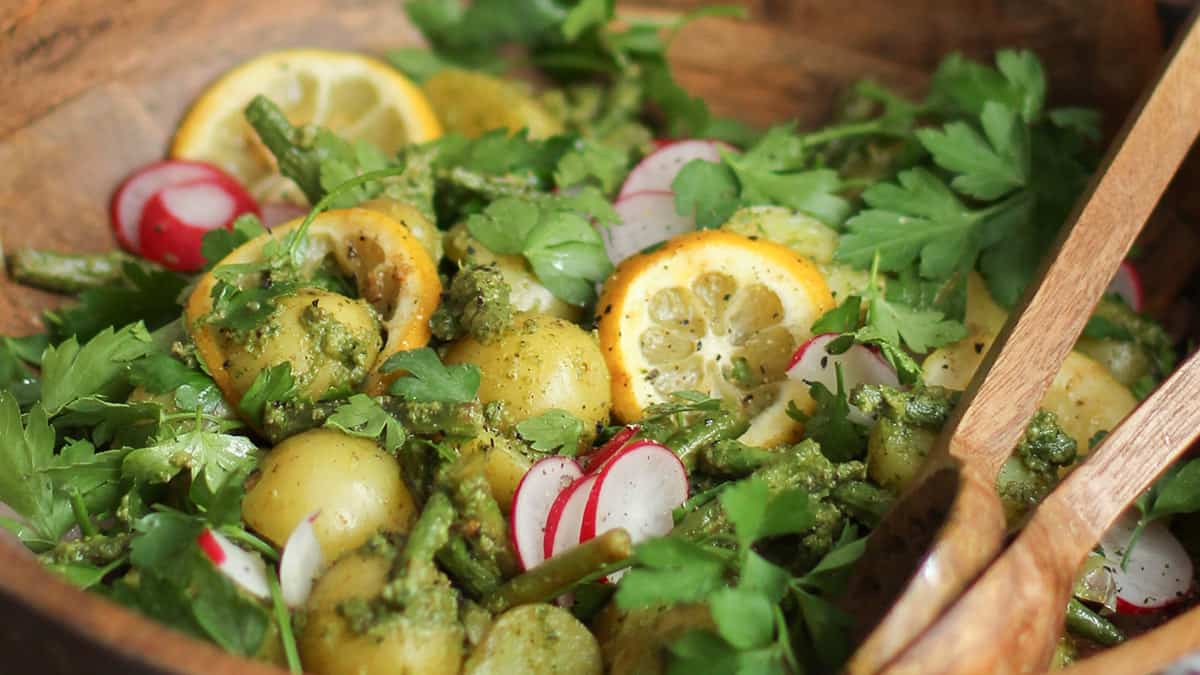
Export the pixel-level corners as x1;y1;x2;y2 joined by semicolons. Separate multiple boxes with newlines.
1106;260;1145;312
261;203;309;229
618;140;732;199
510;457;585;571
139;177;260;271
197;528;270;599
786;334;899;423
111;160;224;253
543;474;598;560
604;191;695;263
279;511;323;607
582;425;641;472
1099;512;1193;614
580;440;688;546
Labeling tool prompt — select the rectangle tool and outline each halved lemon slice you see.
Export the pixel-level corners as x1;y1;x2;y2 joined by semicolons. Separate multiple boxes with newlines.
422;68;563;139
597;230;835;448
186;207;441;406
172;49;442;203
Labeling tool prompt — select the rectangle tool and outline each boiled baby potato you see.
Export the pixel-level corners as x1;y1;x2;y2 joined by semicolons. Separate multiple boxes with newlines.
463;604;602;675
923;334;1137;453
457;429;533;512
444;222;581;321
444;313;612;444
217;288;382;402
242;428;416;561
302;546;463;675
867;418;939;492
593;602;714;675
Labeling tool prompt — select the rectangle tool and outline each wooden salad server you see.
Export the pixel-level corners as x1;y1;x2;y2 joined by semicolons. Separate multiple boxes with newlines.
878;346;1200;674
844;12;1200;674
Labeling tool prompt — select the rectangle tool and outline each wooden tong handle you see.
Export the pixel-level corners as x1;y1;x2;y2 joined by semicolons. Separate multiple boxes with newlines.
943;11;1200;479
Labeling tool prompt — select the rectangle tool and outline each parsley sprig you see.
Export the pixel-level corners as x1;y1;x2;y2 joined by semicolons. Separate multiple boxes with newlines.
617;477;866;674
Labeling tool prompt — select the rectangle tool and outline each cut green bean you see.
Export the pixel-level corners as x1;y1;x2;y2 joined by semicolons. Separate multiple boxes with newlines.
485;528;632;613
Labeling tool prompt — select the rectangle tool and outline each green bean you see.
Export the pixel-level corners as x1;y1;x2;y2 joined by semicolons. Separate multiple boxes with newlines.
1065;598;1125;646
485;528;632;613
6;248;160;294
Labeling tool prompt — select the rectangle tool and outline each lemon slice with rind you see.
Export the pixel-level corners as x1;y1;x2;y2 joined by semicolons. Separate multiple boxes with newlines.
172;49;442;203
597;230;835;448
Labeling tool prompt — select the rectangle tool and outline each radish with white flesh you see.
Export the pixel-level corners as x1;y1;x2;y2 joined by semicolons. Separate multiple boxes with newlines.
1107;260;1145;312
580;441;689;545
786;333;899;423
279;511;323;607
1100;512;1193;613
617;139;731;199
543;474;598;560
139;176;260;272
510;456;585;570
604;191;695;264
110;160;224;253
197;528;270;599
582;424;641;472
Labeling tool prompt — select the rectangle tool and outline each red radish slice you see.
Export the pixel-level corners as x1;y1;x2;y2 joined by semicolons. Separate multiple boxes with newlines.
261;203;309;229
279;511;323;607
786;333;899;423
604;191;694;263
1106;260;1145;312
579;440;688;548
582;425;641;472
510;457;585;570
1100;512;1193;614
197;528;270;599
618;139;732;199
543;474;598;560
111;160;224;253
139;177;260;271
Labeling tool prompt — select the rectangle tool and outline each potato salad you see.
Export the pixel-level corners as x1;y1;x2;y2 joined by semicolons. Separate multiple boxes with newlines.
0;1;1191;674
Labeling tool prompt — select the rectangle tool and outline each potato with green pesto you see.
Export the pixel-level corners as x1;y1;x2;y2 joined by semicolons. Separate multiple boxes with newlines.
242;428;416;561
444;223;582;321
457;429;533;512
301;518;463;675
217;288;382;402
444;313;611;443
463;603;602;675
593;602;714;675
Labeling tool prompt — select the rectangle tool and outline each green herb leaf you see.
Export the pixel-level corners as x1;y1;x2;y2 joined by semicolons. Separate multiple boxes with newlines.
121;511;269;656
709;587;777;650
325;394;408;452
615;536;728;608
201;214;268;269
384;348;481;403
45;265;187;342
800;366;868;462
516;409;585;455
915;102;1028;200
123;431;260;493
554;137;629;193
237;363;297;428
672;160;741;229
40;323;155;416
811;296;862;335
0;393;73;547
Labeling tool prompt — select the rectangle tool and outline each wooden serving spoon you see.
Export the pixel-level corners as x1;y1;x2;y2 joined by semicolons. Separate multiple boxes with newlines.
1058;605;1200;675
843;12;1200;674
878;346;1200;674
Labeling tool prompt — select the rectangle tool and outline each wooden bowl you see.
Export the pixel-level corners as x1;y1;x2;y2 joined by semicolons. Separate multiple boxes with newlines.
0;1;1188;673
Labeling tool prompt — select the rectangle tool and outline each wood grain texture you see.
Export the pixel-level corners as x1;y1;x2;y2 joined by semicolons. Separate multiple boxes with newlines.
1060;605;1200;675
882;346;1200;675
0;2;1187;675
846;15;1200;673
